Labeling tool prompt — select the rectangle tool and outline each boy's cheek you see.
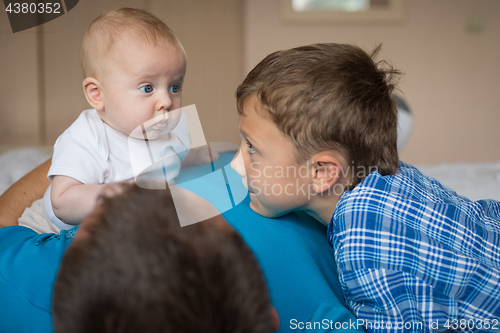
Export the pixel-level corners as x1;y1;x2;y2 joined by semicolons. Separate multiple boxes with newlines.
247;161;263;179
247;178;260;193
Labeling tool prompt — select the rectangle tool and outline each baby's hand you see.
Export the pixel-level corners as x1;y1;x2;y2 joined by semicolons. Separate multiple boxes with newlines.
51;176;132;224
100;181;131;198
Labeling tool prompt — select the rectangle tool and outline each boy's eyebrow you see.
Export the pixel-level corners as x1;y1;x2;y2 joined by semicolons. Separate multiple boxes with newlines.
239;128;260;146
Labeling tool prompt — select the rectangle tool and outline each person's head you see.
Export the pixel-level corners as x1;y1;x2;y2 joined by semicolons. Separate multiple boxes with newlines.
53;185;276;333
81;8;187;139
231;43;400;220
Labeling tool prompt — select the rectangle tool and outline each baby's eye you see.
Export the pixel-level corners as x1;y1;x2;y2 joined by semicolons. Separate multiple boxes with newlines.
170;84;180;93
246;140;256;154
140;85;153;93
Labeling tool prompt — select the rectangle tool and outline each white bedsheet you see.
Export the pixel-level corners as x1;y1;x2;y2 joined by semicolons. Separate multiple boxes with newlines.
0;148;51;195
417;161;500;202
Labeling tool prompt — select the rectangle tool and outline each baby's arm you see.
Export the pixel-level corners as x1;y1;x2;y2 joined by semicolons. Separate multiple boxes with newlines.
51;175;127;224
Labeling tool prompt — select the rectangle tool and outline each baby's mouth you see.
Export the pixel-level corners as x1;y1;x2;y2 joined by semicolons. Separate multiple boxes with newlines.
152;120;168;130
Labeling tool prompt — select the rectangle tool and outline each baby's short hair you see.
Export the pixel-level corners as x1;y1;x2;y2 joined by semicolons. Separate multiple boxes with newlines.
236;43;401;187
81;8;183;78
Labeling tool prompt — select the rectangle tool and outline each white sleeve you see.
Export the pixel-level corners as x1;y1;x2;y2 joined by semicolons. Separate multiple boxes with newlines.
48;130;109;185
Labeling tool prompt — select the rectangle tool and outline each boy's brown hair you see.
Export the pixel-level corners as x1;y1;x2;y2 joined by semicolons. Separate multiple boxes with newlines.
81;7;184;79
236;43;400;187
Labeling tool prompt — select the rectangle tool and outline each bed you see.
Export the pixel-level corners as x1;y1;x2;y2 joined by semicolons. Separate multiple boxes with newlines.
416;161;500;202
2;147;500;201
0;148;52;195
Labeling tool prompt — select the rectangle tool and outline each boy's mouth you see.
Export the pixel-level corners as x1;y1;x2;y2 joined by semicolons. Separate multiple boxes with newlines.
241;176;252;193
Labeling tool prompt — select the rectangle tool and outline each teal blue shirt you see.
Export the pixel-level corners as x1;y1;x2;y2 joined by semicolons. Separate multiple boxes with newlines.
0;153;361;332
0;226;75;332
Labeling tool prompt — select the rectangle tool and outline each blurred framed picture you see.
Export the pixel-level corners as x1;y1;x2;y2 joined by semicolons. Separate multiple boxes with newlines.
281;0;405;23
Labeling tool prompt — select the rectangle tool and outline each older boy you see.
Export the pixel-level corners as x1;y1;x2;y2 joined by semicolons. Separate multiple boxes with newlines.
231;43;500;332
20;8;215;233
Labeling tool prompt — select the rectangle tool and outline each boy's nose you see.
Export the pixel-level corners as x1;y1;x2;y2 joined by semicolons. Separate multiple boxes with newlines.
230;149;246;177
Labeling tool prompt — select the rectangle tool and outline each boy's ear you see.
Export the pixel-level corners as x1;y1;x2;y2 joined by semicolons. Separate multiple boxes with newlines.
310;152;345;194
82;77;104;111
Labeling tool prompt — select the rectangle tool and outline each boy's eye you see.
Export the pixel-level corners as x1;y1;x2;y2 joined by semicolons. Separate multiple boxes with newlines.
246;140;256;154
170;84;180;93
140;85;153;93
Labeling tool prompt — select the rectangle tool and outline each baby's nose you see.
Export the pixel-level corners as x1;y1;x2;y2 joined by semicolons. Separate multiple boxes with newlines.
230;149;246;177
156;92;173;111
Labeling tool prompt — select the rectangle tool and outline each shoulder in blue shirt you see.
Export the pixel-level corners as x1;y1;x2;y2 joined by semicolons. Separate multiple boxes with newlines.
0;226;75;333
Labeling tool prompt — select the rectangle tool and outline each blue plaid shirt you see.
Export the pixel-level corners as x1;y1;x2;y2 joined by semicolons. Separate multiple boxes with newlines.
328;162;500;333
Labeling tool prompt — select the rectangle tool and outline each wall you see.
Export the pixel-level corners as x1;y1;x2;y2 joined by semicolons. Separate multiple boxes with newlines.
244;0;500;164
152;0;244;146
2;0;499;164
0;0;243;148
0;7;40;146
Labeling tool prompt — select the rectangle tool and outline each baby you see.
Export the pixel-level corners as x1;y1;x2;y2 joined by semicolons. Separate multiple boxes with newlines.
21;8;215;233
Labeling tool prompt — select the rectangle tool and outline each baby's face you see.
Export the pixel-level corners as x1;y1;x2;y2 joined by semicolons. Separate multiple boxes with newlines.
97;37;186;139
231;95;314;218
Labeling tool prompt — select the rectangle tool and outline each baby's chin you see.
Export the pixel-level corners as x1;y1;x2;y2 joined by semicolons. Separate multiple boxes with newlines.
128;128;170;140
143;128;162;140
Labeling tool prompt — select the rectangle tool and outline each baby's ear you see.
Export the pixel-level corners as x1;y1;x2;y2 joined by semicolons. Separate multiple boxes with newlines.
82;77;104;111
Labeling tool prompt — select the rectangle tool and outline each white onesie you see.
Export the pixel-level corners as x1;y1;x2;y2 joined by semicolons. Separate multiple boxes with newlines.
42;108;190;230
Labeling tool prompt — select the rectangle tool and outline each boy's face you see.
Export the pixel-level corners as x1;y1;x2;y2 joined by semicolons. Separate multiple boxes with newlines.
97;37;186;139
231;95;313;218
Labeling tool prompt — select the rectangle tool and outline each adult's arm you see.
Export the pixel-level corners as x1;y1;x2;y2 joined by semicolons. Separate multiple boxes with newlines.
0;159;51;228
